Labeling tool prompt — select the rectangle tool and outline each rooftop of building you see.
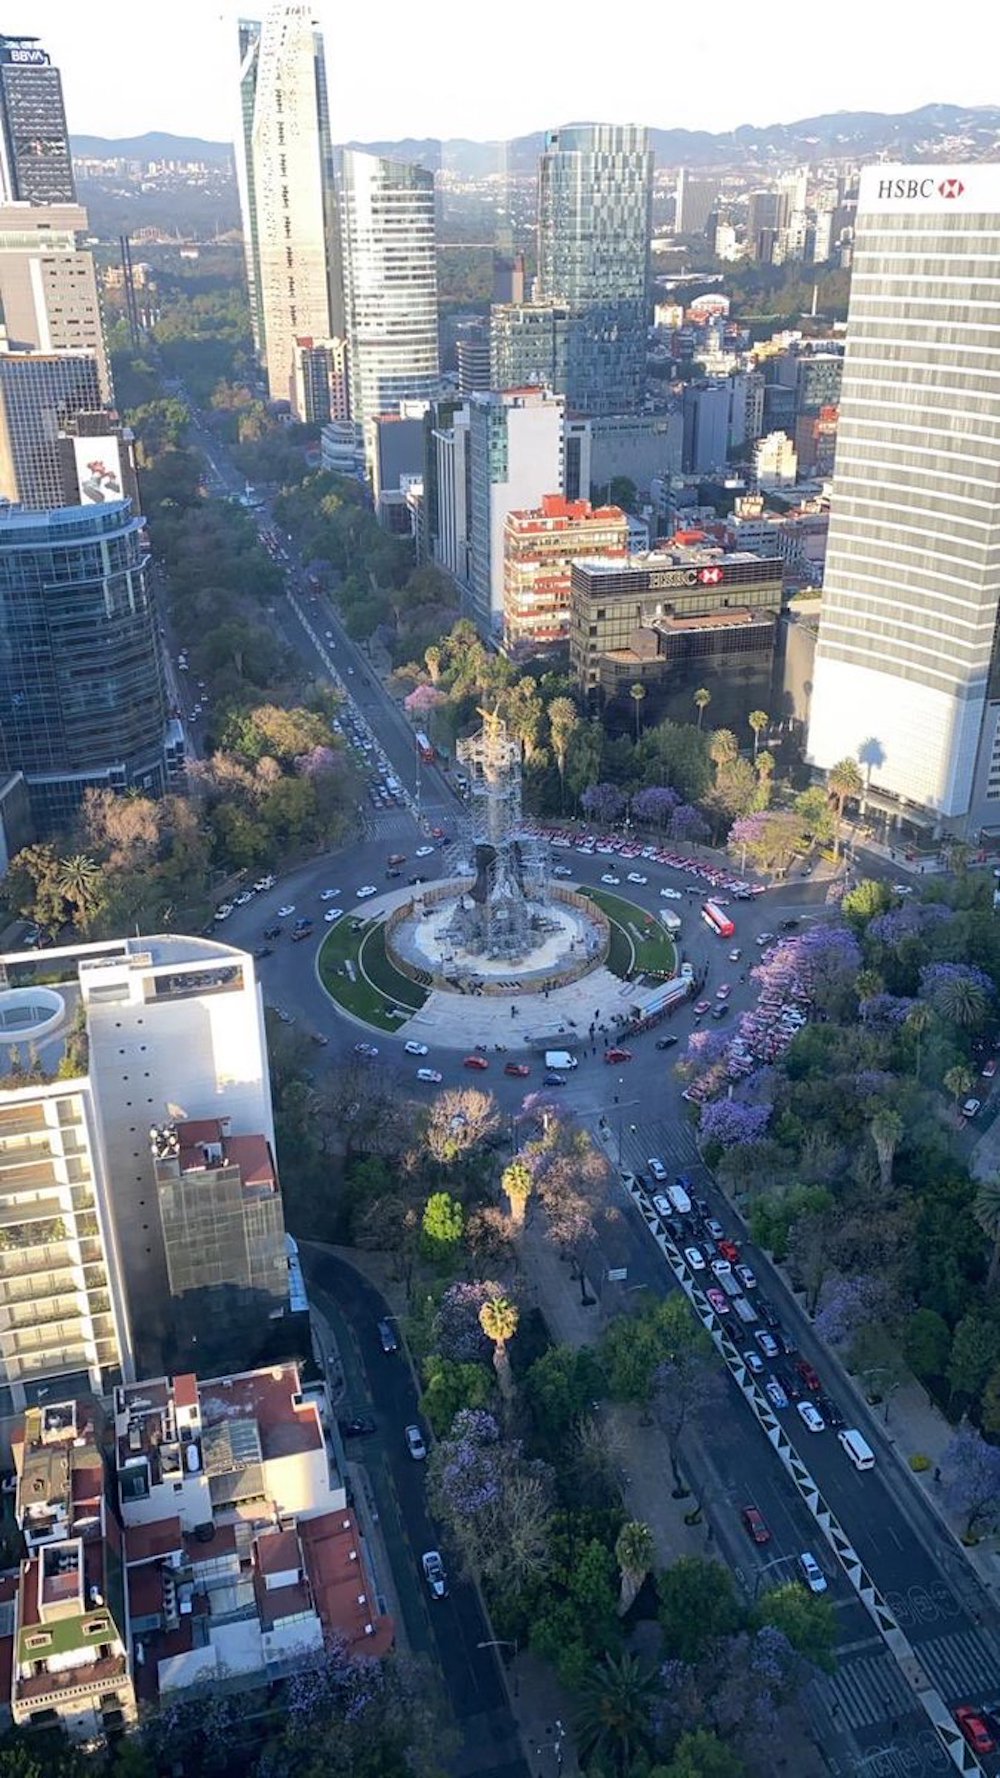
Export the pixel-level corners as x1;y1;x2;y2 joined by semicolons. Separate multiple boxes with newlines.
578;543;783;576
299;1511;394;1659
506;496;628;531
13;1400;104;1543
198;1365;321;1464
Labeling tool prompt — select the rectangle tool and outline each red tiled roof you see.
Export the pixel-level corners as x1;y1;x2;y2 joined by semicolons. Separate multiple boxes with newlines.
125;1517;183;1566
298;1511;393;1659
173;1373;198;1410
127;1565;164;1620
183;1522;237;1564
255;1528;299;1577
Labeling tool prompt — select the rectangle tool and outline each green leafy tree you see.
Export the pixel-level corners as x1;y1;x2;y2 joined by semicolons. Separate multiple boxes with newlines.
422;1355;494;1435
659;1557;745;1663
947;1312;1000;1408
657;1729;742;1778
55;854;105;932
794;784;835;846
903;1308;952;1382
973;1178;1000;1290
944;1064;974;1112
574;1651;657;1778
421;1191;465;1264
841;877;892;923
523;1345;606;1451
755;1579;837;1672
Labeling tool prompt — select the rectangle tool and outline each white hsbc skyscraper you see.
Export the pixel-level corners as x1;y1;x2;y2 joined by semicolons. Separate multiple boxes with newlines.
807;164;1000;837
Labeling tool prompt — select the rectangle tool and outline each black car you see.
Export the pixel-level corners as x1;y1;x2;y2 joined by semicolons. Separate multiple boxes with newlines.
773;1326;798;1357
692;1196;710;1220
711;1005;730;1021
385;868;401;879
780;917;800;931
776;1365;803;1401
408;875;426;886
253;946;273;959
338;1416;377;1439
756;1296;780;1328
377;1319;398;1354
543;1071;567;1086
263;925;282;939
655;1035;679;1050
817;1393;845;1429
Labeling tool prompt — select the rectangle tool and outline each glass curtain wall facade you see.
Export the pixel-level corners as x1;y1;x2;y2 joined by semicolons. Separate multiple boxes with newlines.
0;501;168;825
536;123;652;415
336;149;439;434
236;18;265;358
0;38;74;205
806;165;1000;833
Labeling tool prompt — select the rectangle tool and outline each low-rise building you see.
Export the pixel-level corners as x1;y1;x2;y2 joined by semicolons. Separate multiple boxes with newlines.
502;495;628;653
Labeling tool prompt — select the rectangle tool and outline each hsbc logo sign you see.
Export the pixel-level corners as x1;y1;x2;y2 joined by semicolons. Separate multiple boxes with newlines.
648;564;729;591
876;175;966;200
699;566;724;586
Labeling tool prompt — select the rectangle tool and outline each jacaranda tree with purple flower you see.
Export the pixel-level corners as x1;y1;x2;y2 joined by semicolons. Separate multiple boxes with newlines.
631;785;681;829
700;1099;772;1148
581;782;626;825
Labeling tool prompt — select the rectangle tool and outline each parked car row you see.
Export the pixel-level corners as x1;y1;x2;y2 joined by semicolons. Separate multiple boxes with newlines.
531;823;763;898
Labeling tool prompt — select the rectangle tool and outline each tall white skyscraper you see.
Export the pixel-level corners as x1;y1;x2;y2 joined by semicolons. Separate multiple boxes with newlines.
807;164;1000;836
236;4;343;412
336;148;439;440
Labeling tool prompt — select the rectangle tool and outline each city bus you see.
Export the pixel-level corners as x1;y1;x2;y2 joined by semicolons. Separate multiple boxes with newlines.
414;731;435;764
701;900;736;940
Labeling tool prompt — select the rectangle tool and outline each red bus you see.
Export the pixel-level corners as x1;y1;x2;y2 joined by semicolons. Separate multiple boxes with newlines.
415;731;435;763
701;900;735;939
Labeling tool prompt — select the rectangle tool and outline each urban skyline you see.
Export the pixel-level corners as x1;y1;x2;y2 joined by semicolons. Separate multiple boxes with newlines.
18;0;998;147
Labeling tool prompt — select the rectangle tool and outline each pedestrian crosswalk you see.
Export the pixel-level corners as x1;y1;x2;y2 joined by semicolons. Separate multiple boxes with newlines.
912;1622;1000;1703
811;1649;914;1732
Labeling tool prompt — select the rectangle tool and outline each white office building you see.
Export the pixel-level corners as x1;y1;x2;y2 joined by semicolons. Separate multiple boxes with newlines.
236;4;343;412
807;164;1000;835
336;148;439;450
468;389;565;634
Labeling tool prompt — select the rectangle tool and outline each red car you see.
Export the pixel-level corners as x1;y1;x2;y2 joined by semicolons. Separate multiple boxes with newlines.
716;1238;741;1264
740;1505;771;1546
693;1000;711;1016
463;1055;489;1071
603;1047;633;1064
955;1706;996;1756
797;1359;822;1392
504;1062;531;1078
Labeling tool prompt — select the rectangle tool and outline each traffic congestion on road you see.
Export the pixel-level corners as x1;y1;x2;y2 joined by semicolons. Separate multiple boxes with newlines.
177;402;1000;1778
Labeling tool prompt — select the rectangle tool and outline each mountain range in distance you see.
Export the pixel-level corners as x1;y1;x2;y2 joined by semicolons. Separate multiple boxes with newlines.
71;103;1000;179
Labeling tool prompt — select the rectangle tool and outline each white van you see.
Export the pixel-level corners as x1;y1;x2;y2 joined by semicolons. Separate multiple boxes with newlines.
544;1050;578;1071
660;910;682;934
732;1294;758;1324
667;1183;692;1216
838;1428;875;1471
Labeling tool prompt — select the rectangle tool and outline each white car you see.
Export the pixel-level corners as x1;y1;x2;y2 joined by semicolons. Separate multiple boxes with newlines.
684;1246;706;1272
421;1550;448;1598
405;1041;429;1056
891;883;914;896
319;888;339;900
277;904;295;918
627;872;648;885
233;890;253;906
728;948;742;962
416;1067;443;1084
415;845;435;858
765;1378;788;1411
647;1157;668;1182
797;1401;825;1434
405;1424;427;1461
214;904;233;922
742;1350;765;1376
711;1258;731;1280
735;1264;757;1291
552;865;573;878
356;885;377;899
600;873;621;886
324;908;343;923
798;1552;827;1594
660;887;683;900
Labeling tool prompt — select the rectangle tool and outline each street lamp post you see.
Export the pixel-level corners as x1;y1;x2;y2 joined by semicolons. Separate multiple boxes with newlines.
752;1553;800;1600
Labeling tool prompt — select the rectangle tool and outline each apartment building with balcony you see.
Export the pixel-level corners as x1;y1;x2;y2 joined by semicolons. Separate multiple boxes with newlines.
9;1397;135;1740
502;494;628;653
115;1365;392;1700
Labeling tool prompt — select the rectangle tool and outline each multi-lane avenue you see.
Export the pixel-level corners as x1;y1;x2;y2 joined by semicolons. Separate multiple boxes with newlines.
181;411;1000;1778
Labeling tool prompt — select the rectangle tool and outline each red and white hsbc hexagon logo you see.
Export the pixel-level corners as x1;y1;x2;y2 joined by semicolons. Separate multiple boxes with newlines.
939;177;965;198
699;565;724;586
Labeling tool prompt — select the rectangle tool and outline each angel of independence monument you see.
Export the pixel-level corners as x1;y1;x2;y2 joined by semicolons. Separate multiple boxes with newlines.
386;711;609;995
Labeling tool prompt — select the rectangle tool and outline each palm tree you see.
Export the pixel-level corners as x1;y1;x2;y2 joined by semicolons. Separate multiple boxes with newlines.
479;1294;519;1398
905;1002;932;1080
933;975;988;1030
973;1179;1000;1289
708;728;739;772
693;687;711;730
629;682;647;743
944;1064;974;1113
869;1107;904;1190
574;1651;657;1778
547;696;579;811
827;757;864;859
56;854;105;932
748;710;769;761
614;1521;654;1617
501;1158;533;1228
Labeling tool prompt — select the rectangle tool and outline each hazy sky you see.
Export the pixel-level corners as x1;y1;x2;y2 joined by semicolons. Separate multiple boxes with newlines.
25;0;995;147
